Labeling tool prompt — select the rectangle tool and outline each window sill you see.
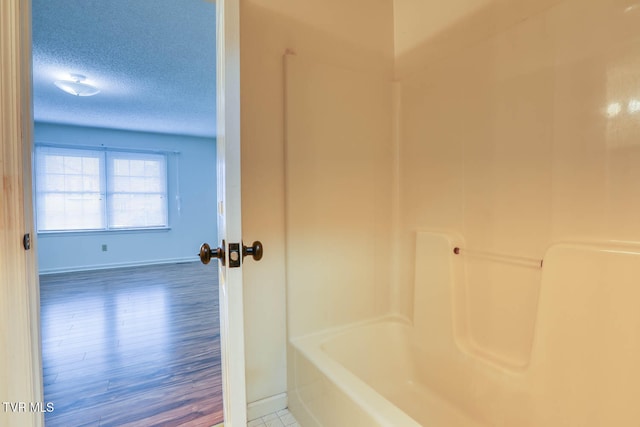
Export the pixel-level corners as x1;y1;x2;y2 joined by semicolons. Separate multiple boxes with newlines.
37;227;171;237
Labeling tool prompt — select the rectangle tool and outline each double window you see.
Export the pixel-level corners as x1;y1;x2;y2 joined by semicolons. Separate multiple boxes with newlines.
35;145;168;232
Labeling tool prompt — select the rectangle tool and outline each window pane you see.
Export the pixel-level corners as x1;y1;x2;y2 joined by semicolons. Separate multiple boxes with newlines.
108;194;167;228
40;186;102;230
44;155;64;174
43;175;65;192
35;146;105;231
65;175;84;192
63;156;82;174
129;160;145;176
83;176;100;192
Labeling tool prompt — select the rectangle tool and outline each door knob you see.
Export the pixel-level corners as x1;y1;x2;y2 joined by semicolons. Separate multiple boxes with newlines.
242;241;263;261
199;242;225;265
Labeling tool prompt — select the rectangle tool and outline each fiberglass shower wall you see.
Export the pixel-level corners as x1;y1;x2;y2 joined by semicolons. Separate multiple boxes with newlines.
284;55;394;339
394;0;640;369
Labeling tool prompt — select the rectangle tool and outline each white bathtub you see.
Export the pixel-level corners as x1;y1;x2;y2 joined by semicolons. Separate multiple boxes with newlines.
288;232;640;426
289;316;485;427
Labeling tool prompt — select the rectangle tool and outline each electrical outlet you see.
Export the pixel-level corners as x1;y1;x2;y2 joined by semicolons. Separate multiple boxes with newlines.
101;244;108;252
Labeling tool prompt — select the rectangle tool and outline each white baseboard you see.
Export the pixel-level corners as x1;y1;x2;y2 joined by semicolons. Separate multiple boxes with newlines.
247;392;288;421
38;257;199;275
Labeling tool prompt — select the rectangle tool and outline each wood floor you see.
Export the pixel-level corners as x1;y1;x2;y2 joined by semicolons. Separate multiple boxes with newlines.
39;262;223;427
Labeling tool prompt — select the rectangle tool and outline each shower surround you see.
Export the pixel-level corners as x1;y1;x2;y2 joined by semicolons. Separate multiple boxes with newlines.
282;0;640;425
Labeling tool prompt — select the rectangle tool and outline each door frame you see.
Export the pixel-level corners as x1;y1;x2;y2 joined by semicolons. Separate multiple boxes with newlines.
2;0;246;425
1;0;43;425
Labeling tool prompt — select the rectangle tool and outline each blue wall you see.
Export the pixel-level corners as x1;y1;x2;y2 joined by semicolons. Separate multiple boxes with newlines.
35;123;217;273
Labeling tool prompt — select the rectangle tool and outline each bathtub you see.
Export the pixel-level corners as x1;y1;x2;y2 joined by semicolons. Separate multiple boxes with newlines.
289;316;485;427
288;232;640;426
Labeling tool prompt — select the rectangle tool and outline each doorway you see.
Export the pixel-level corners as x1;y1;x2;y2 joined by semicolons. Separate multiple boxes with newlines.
31;1;223;425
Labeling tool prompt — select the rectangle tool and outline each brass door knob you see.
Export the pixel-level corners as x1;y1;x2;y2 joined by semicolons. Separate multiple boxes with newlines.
199;242;225;265
242;241;263;261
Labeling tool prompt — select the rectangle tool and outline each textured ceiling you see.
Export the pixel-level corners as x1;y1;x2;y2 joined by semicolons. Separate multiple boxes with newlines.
32;0;217;138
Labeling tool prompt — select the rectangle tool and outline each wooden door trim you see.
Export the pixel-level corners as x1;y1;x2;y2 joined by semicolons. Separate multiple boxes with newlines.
1;0;45;425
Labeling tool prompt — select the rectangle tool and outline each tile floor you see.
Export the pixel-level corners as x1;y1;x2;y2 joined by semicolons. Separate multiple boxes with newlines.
247;408;300;427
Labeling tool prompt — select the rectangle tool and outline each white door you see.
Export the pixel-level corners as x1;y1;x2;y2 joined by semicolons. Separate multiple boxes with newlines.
209;0;250;425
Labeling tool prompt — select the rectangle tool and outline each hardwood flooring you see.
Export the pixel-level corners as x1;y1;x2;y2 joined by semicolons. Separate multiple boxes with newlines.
39;262;223;427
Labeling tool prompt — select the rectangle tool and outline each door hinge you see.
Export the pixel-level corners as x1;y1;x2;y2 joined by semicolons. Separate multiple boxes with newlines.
23;233;31;250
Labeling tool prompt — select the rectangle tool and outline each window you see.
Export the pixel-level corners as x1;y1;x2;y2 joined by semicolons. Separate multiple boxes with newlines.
107;152;168;229
35;146;168;232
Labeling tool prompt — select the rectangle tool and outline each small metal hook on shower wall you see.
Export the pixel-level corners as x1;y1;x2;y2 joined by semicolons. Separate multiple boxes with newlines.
453;247;543;269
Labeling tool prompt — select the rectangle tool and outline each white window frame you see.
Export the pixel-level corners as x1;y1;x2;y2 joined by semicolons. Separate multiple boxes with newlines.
35;144;169;233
